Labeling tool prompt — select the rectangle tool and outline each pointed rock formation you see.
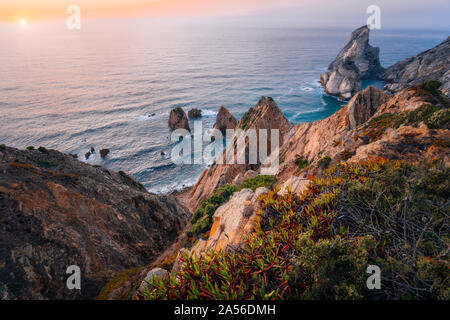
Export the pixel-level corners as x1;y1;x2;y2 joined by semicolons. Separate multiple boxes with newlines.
384;36;450;97
346;86;388;128
188;97;291;211
168;107;190;131
320;26;384;100
213;106;237;132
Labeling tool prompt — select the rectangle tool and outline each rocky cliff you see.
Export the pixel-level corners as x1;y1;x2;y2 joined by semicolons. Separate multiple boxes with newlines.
0;146;190;299
97;30;450;301
320;26;384;100
139;80;449;300
384;36;450;97
188;97;291;211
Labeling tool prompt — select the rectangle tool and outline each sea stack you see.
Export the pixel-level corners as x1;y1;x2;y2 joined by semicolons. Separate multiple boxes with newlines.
213;106;237;132
188;108;202;119
168;107;190;131
320;25;384;100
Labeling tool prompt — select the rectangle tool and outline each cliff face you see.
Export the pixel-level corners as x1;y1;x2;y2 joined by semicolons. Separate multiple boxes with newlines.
0;147;190;299
278;85;449;181
384;36;450;97
320;26;384;100
182;85;449;262
187;97;291;211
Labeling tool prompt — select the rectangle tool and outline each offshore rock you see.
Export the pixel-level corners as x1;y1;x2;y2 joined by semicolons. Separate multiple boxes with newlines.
320;26;384;100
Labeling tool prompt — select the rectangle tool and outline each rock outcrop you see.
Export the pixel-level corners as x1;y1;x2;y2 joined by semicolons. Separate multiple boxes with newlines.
213;106;237;132
191;187;268;256
100;149;110;158
136;268;168;296
277;85;449;183
0;147;190;299
320;26;384;100
384;36;450;97
188;108;202;119
188;97;291;211
168;107;190;131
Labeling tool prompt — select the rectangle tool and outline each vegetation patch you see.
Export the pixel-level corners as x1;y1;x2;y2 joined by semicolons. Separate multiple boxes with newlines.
38;146;48;153
143;158;449;300
98;267;143;300
26;146;34;150
0;144;6;151
317;156;332;169
295;155;309;171
423;80;442;93
238;175;277;192
187;175;277;242
187;184;237;241
362;104;449;142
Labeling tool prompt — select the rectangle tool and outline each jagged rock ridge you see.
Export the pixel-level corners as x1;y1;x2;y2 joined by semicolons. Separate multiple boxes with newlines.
384;36;450;97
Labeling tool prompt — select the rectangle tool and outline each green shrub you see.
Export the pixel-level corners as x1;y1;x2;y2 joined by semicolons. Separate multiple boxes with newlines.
26;146;34;150
188;175;276;240
292;235;376;299
238;175;276;191
423;80;442;92
318;156;332;169
426;108;450;129
144;158;449;300
0;144;5;151
38;146;48;153
188;184;237;240
295;155;308;170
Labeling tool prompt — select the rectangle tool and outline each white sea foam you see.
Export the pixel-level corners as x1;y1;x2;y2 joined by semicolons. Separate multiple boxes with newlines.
201;109;218;117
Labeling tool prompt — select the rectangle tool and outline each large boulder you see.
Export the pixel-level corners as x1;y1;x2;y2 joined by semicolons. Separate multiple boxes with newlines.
320;26;384;100
213;106;237;132
136;268;168;296
384;36;450;97
168;107;190;131
191;187;268;256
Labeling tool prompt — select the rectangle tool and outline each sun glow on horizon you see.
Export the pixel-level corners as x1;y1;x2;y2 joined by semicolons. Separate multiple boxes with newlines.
20;18;27;25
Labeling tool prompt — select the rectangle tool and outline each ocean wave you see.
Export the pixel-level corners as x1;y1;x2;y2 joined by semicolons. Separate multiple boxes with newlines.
295;107;325;116
147;177;198;194
138;112;160;121
201;109;218;117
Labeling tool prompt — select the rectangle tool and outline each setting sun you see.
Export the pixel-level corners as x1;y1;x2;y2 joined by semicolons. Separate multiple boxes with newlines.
19;18;27;25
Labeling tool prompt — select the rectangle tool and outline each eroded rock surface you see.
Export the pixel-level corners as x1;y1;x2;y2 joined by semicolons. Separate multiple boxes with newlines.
188;97;291;211
0;147;190;299
384;36;450;97
320;26;384;100
213;106;237;132
191;187;268;255
169;107;190;131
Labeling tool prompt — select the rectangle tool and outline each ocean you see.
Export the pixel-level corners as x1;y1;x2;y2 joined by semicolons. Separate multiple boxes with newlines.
0;19;448;193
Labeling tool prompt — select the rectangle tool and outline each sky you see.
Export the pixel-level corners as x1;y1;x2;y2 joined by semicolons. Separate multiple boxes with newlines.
0;0;449;30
